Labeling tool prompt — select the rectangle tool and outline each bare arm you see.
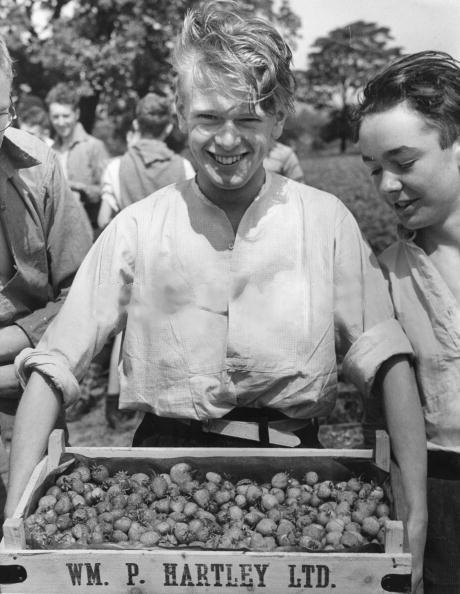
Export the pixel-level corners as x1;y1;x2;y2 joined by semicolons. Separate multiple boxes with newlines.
4;372;62;519
97;199;116;230
0;325;31;363
0;364;21;395
377;354;427;594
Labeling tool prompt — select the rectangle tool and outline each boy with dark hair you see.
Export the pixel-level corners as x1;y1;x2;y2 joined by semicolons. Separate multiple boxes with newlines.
17;105;53;146
7;5;426;589
356;50;460;593
98;92;194;229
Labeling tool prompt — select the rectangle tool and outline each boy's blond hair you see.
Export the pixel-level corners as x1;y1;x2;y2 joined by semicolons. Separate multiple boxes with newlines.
172;0;295;115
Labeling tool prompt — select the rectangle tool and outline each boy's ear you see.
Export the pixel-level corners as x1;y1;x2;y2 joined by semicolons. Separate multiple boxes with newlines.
454;137;460;167
272;110;287;140
175;93;188;134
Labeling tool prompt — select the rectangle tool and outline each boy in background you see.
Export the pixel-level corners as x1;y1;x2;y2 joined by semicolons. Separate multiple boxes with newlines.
17;105;53;146
46;83;109;230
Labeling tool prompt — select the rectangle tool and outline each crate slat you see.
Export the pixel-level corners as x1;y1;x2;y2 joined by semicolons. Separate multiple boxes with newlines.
0;549;411;594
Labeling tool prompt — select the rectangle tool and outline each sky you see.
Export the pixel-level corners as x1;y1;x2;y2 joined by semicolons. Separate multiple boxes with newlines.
287;0;460;69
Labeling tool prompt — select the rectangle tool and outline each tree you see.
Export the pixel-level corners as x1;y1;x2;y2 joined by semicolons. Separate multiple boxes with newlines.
300;21;401;152
1;0;301;133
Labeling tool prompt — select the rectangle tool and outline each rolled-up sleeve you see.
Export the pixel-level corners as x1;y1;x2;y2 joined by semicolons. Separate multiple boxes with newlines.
333;208;413;396
14;214;136;408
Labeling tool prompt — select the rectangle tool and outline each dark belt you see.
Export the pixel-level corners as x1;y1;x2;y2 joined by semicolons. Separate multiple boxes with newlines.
194;407;317;446
132;409;320;448
427;450;460;480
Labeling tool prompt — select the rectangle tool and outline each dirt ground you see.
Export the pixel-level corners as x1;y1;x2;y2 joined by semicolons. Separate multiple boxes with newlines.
67;397;141;447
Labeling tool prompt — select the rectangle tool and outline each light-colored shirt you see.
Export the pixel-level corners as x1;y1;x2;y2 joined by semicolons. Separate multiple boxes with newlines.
16;173;412;420
380;234;460;452
264;141;305;183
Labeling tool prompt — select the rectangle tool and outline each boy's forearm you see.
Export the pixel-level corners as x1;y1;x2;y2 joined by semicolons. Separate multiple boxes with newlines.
378;355;427;593
5;372;62;519
379;355;427;513
0;364;21;397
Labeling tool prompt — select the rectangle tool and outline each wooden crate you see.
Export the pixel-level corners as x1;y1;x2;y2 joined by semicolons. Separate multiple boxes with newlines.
0;430;411;593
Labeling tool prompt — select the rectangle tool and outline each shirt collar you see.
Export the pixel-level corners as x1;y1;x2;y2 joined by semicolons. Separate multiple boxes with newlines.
397;224;417;243
0;130;40;177
192;170;272;210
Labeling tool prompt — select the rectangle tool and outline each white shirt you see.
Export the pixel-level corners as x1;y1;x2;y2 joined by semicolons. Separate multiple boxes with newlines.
17;173;412;420
381;235;460;452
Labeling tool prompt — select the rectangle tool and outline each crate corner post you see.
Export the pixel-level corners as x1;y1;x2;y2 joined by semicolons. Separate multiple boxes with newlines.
46;429;65;473
3;517;26;550
375;429;391;472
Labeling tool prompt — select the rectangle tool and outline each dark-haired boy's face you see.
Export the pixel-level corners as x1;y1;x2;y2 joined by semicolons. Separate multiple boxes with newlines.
359;101;460;232
177;71;285;207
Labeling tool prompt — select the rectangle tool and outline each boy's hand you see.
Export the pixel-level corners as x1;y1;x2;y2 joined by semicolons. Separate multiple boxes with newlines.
407;509;427;593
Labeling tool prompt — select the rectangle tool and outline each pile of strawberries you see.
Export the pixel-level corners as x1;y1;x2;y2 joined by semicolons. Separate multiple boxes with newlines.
25;461;391;550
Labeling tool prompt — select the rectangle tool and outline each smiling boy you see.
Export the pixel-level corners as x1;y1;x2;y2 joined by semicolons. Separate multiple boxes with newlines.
356;50;460;593
7;3;426;585
46;83;109;230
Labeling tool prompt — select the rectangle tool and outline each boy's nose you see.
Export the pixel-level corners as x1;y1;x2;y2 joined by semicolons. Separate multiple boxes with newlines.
215;121;241;150
379;170;403;196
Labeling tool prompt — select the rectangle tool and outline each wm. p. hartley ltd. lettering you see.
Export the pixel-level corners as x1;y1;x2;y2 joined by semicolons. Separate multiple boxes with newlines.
65;561;335;589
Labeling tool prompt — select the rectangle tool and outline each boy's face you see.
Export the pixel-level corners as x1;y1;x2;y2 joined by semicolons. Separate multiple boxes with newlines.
359;101;460;232
177;70;285;205
49;102;79;141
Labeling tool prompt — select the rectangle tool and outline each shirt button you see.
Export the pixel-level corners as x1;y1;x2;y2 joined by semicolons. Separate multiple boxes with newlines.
228;241;234;250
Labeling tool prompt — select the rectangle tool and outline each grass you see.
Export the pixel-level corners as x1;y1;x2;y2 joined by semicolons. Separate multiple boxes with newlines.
300;152;398;255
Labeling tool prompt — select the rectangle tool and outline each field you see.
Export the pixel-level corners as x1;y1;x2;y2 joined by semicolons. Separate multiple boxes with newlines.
301;152;398;255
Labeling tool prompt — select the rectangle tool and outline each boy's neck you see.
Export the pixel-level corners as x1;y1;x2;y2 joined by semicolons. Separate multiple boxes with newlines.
416;213;460;252
57;127;77;150
197;178;266;234
196;169;266;215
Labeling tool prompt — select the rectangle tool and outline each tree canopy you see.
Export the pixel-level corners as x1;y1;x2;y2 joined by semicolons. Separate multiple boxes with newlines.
1;0;301;130
299;21;401;152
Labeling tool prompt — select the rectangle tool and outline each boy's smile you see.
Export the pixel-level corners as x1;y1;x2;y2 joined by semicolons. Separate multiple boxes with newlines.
177;71;285;211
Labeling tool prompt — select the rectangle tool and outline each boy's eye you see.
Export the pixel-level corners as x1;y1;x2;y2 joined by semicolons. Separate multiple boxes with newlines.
397;160;415;170
370;168;382;177
198;114;218;121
